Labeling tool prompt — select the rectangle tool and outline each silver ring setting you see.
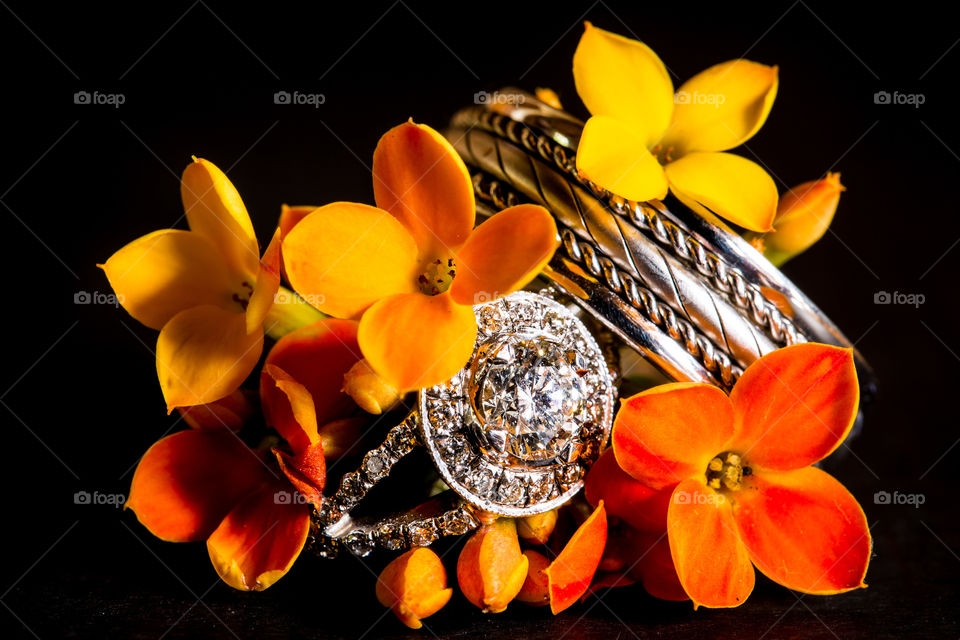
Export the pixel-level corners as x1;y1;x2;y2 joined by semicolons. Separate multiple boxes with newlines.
420;291;614;516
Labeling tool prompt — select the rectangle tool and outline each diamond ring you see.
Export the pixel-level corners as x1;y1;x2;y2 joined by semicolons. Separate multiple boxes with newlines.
315;292;614;557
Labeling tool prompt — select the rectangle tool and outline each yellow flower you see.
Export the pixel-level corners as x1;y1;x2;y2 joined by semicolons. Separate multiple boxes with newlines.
101;158;284;412
282;120;560;391
573;22;780;231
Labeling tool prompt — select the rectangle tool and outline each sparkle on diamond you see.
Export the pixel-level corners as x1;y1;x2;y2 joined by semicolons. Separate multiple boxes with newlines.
475;340;586;463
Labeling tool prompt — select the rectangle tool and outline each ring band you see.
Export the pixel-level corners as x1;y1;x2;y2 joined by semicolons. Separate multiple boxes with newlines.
446;87;876;398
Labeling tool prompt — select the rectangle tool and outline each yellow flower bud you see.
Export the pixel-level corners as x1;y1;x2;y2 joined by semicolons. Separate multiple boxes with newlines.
749;173;845;266
376;548;453;629
517;509;558;545
456;518;529;613
342;360;404;415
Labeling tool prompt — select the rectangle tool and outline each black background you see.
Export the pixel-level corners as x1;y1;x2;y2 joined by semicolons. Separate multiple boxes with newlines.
1;0;958;637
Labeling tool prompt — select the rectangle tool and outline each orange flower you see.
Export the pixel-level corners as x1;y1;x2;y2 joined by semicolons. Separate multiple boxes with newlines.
102;158;294;413
126;320;364;590
282;120;560;390
603;343;870;608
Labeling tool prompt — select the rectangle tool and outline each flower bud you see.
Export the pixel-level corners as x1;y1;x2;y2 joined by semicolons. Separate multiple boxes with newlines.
457;518;529;613
317;417;367;460
515;550;550;606
535;87;563;110
517;509;558;545
748;173;845;266
342;360;404;415
376;548;453;629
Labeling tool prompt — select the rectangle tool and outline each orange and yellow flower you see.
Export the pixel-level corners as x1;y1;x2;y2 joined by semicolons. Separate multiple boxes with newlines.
589;343;871;608
282;120;560;391
573;22;779;231
127;317;364;590
102;158;292;413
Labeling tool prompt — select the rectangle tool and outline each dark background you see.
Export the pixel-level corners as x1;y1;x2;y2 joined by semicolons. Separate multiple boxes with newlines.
1;0;958;637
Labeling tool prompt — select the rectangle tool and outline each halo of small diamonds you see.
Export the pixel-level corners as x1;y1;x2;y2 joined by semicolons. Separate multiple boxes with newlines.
419;291;614;516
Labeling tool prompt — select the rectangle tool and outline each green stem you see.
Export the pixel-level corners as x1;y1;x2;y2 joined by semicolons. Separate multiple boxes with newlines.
263;286;327;340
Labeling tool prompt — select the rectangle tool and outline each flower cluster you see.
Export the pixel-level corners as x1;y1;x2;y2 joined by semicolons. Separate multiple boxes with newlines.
102;20;867;630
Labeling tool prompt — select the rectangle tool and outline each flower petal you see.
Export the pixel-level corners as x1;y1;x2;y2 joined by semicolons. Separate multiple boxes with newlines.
100;230;235;330
245;227;281;335
282;202;419;319
572;22;674;147
449;205;559;306
127;429;267;542
156;305;263;413
177;389;254;431
612;383;735;490
261;364;319;453
575;115;669;203
757;173;845;266
665;152;777;232
279;204;317;239
372;121;475;259
358;292;477;391
261;318;362;426
733;466;871;594
626;530;688;601
546;502;607;614
668;478;754;608
584;448;671;532
181;157;260;279
663;60;779;154
272;441;325;507
729;343;859;471
206;483;310;591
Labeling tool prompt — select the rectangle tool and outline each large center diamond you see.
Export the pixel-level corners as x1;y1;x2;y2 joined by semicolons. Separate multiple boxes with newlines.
475;340;586;463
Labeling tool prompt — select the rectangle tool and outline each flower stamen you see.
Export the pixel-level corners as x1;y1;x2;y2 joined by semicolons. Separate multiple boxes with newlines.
706;451;751;492
418;257;456;296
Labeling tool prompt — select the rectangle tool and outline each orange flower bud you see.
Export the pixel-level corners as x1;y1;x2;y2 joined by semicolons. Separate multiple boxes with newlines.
317;417;367;460
535;87;563;110
515;550;551;606
517;509;558;545
457;518;529;613
749;173;845;266
342;360;404;415
376;548;453;629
